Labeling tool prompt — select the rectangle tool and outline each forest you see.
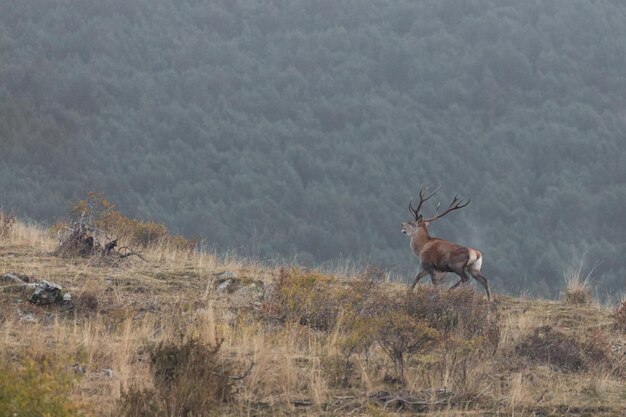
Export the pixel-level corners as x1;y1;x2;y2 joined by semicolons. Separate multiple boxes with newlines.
1;0;625;296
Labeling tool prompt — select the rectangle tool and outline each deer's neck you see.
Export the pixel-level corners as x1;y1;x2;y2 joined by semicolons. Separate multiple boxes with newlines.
410;224;431;254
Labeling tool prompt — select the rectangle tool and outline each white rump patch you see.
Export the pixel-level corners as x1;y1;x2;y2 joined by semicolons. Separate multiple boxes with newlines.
467;250;482;273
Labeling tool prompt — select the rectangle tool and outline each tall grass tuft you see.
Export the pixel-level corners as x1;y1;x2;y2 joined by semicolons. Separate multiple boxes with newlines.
562;252;598;305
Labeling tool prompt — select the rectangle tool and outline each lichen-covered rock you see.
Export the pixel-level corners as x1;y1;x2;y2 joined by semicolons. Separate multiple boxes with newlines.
1;272;33;284
29;280;64;305
1;273;37;293
216;278;235;293
2;274;72;307
213;271;240;294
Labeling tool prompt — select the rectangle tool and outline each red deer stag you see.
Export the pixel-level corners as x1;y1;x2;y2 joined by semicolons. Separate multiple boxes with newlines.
401;186;491;300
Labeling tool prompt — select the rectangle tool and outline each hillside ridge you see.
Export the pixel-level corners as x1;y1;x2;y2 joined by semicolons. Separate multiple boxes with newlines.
1;218;625;416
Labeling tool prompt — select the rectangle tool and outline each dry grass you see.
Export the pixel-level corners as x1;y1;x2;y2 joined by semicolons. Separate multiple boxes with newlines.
562;253;599;305
0;219;626;416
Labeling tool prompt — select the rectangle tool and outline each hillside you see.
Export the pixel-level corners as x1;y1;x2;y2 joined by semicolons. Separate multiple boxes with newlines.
1;0;626;295
1;216;625;416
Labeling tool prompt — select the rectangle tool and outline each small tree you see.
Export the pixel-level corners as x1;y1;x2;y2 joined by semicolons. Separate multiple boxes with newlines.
374;311;439;384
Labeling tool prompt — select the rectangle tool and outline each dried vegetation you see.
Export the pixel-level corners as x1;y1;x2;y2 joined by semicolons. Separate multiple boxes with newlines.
0;212;626;416
54;193;195;265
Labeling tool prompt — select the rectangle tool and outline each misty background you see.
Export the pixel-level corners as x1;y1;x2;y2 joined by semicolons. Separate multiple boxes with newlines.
1;0;625;297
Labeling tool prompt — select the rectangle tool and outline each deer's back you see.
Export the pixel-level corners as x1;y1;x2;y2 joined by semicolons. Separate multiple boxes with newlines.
420;239;470;272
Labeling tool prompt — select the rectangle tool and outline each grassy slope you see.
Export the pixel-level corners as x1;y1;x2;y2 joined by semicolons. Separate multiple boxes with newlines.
1;219;625;416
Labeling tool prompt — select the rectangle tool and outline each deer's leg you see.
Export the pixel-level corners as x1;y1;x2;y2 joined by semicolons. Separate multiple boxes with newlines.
411;270;430;290
431;271;446;286
449;269;470;292
469;270;492;301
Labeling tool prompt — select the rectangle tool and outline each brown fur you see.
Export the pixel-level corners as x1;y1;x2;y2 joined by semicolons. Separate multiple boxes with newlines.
402;221;491;300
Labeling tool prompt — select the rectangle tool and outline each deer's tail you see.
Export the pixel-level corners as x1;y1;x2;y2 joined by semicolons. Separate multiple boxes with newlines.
466;249;482;273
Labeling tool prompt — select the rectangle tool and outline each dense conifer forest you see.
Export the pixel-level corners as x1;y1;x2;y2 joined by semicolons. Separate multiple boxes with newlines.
1;0;625;296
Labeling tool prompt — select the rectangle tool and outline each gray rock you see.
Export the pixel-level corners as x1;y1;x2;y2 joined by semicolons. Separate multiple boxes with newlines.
213;271;242;294
1;273;36;288
29;280;63;305
3;274;73;308
18;311;38;323
214;271;237;280
216;278;235;293
2;272;24;284
230;281;266;309
72;363;86;375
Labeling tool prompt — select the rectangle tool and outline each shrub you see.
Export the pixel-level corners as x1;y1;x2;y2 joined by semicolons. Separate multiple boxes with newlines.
318;267;388;387
118;337;235;417
373;311;440;383
263;266;391;331
0;356;82;417
264;268;499;386
404;287;499;349
514;325;610;372
330;316;378;387
74;290;99;316
0;211;15;238
613;298;626;332
261;268;340;330
69;192;195;250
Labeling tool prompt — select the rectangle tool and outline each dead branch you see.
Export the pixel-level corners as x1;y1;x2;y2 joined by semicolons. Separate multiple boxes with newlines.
56;218;145;265
368;389;453;411
210;361;255;381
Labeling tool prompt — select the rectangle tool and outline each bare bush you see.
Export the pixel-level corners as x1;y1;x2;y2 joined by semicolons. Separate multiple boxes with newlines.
374;311;440;383
261;268;341;330
613;298;626;332
514;325;611;372
69;192;196;250
56;194;147;263
0;211;15;238
118;338;240;417
263;267;498;387
404;287;499;348
74;291;99;317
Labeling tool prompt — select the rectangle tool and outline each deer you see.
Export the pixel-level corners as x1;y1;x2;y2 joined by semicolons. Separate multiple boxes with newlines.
401;186;491;300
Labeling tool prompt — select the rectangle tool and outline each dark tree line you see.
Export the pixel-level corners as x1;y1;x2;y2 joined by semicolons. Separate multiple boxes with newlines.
1;0;625;296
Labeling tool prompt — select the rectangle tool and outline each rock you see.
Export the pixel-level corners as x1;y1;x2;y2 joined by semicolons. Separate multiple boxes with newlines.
3;274;73;308
227;281;267;310
213;271;241;294
1;273;36;287
214;274;240;293
18;310;38;323
216;278;235;293
61;292;74;310
1;273;36;295
214;271;237;280
232;282;266;307
29;280;63;305
71;363;86;375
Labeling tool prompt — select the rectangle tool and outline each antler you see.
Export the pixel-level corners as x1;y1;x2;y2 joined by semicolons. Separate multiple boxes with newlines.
422;194;470;223
409;185;440;221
